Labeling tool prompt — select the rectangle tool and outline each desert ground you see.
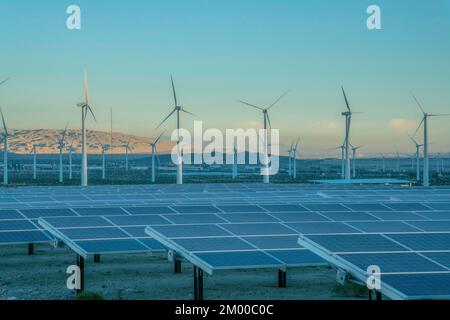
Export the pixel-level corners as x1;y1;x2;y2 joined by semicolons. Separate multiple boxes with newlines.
0;244;366;300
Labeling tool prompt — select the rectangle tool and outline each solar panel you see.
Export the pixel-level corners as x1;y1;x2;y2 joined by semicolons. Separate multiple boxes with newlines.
193;251;283;270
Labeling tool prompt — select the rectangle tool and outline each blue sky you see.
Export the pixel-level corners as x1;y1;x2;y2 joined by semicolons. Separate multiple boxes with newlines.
1;0;450;156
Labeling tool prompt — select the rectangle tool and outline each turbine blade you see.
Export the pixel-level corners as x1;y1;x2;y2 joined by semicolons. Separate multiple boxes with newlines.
171;75;178;106
0;78;10;86
413;118;425;136
154;130;166;144
429;114;450;117
267;91;289;110
411;92;425;114
84;69;89;105
341;86;351;111
156;108;176;129
408;134;419;146
237;100;264;111
0;107;8;135
265;113;272;129
181;108;198;118
87;106;97;122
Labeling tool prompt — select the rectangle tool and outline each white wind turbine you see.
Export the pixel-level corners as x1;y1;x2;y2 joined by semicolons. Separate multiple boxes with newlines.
341;87;359;180
411;93;450;187
31;143;37;180
408;134;422;181
123;140;133;172
66;140;76;180
350;144;363;178
287;143;293;177
157;76;197;185
58;123;69;183
100;143;110;180
76;70;96;187
238;91;288;184
150;131;165;183
292;138;300;179
333;143;345;178
0;107;10;185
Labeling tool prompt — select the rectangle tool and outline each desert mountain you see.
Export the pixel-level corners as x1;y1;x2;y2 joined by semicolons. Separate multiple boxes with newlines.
4;129;174;155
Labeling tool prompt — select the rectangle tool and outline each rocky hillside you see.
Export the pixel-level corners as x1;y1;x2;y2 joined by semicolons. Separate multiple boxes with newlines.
4;129;174;154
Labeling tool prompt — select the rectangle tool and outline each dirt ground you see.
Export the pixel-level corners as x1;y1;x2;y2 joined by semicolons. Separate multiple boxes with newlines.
0;244;365;300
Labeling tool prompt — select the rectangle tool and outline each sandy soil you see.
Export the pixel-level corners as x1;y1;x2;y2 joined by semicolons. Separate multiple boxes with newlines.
0;244;363;300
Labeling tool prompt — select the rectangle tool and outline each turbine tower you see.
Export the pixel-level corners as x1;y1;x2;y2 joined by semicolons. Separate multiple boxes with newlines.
292;138;300;179
150;131;165;183
350;144;363;178
32;144;37;180
341;87;358;180
408;134;422;181
58;123;69;183
334;143;345;178
411;93;450;187
0;107;10;185
76;70;96;187
67;141;76;180
157;76;196;185
101;143;109;180
123;140;133;172
232;144;238;180
238;91;288;184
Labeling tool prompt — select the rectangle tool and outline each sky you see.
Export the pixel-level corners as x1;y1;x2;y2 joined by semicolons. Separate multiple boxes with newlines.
0;0;450;157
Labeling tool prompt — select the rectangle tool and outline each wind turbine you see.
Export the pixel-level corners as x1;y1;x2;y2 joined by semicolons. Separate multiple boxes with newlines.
0;107;10;185
76;70;96;187
287;143;294;177
150;131;165;183
157;76;197;185
291;138;300;179
31;144;37;180
408;134;422;181
58;123;69;183
123;140;133;172
238;91;288;184
341;87;359;180
232;144;238;180
66;140;76;180
411;93;450;187
100;143;109;180
350;144;363;178
333;144;346;178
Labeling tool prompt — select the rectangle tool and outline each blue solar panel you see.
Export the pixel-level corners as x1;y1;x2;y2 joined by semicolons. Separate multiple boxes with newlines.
268;212;329;222
0;220;37;231
303;204;351;212
260;204;309;212
383;203;432;211
266;249;325;265
304;234;407;253
220;223;296;236
74;207;127;216
219;213;279;223
424;203;450;211
348;221;420;233
423;252;450;269
405;221;450;232
162;214;227;225
369;212;426;221
20;208;77;218
123;206;176;215
319;212;379;222
242;235;303;249
216;205;265;213
194;251;282;269
122;226;150;237
139;238;166;250
387;233;450;251
40;216;112;228
338;252;446;273
150;224;231;238
59;227;129;240
382;274;450;299
74;239;150;254
171;206;221;213
0;230;51;244
419;212;450;221
171;237;254;252
287;222;360;234
344;203;392;211
0;210;23;220
106;215;169;226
